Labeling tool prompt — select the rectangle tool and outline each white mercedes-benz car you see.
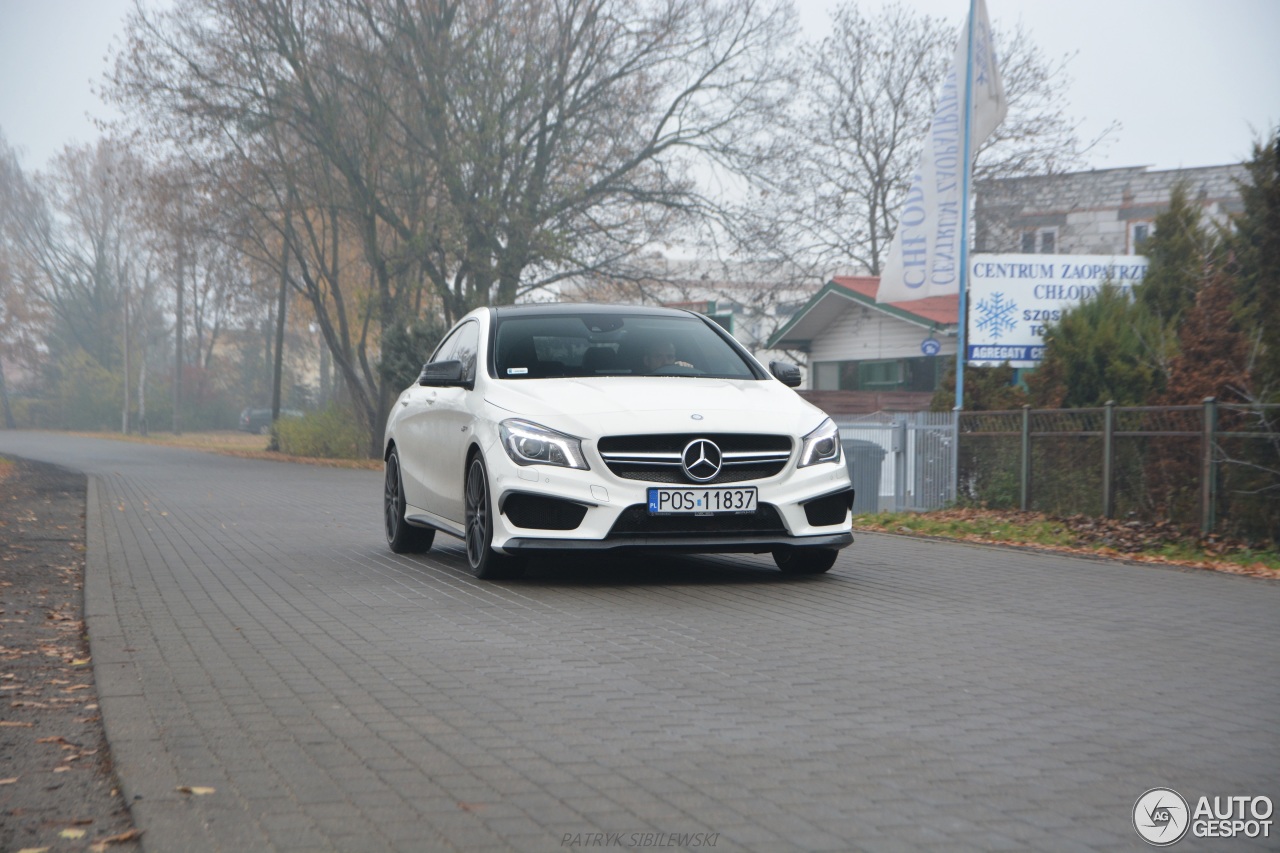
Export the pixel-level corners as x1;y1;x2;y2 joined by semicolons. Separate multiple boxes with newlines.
383;303;854;579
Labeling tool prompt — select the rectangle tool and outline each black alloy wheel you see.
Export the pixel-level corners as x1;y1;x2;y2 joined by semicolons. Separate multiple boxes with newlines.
772;546;838;575
385;449;434;554
464;455;524;580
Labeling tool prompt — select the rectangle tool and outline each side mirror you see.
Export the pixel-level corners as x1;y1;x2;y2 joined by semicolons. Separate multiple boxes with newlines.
769;361;802;388
418;359;467;387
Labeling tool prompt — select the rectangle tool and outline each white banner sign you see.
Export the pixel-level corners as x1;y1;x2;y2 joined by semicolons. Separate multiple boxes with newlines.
967;254;1149;367
876;0;1007;304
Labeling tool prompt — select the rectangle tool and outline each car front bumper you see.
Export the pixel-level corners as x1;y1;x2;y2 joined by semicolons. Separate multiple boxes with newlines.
501;530;854;554
483;434;855;555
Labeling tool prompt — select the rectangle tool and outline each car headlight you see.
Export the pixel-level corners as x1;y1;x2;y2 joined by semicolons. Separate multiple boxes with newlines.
798;418;841;468
499;419;589;470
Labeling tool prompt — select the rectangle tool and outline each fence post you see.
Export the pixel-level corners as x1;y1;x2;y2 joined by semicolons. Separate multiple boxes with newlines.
1102;401;1115;518
893;420;908;512
952;406;961;506
1019;405;1031;511
1201;397;1218;536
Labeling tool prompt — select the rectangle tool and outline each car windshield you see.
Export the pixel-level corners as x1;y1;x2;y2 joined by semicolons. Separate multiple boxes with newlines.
492;313;759;380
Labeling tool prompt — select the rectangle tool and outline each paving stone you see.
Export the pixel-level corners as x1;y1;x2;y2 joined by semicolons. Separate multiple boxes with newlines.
0;431;1275;853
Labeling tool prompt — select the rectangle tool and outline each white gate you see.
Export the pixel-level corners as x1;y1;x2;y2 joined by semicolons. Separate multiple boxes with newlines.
835;412;955;514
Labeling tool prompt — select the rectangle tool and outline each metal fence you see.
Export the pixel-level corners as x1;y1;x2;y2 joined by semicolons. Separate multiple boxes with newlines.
957;400;1280;540
834;412;955;514
831;401;1280;540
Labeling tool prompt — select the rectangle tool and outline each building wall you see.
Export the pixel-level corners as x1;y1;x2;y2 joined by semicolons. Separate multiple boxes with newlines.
976;163;1246;256
807;299;956;364
804;299;956;394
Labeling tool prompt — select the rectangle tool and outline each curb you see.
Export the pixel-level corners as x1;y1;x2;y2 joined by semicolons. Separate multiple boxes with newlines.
84;475;201;852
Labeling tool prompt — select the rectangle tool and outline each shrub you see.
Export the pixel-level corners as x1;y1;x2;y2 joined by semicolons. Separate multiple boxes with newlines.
274;405;364;459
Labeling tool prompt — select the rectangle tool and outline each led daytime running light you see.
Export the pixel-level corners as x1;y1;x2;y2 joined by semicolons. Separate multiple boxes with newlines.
499;419;589;470
798;418;841;468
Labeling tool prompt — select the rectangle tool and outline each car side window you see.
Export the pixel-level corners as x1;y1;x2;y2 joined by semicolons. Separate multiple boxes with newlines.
452;322;480;384
430;326;462;364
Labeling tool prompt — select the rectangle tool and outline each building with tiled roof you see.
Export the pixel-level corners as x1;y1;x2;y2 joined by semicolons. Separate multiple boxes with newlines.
769;163;1246;411
768;275;957;408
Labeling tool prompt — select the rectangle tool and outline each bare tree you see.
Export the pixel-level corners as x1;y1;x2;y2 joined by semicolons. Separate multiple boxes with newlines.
2;141;143;370
0;135;48;427
109;0;796;455
0;138;173;429
743;1;1113;279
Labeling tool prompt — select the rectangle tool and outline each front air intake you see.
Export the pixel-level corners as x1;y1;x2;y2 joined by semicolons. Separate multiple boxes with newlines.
802;489;854;527
501;493;588;531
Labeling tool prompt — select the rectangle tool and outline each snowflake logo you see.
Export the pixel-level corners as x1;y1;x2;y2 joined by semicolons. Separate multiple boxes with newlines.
975;292;1018;340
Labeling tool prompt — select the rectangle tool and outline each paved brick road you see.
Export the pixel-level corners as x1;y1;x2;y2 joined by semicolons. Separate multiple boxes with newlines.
1;432;1276;852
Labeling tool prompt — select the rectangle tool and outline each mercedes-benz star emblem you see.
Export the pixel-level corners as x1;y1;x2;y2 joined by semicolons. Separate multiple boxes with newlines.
681;439;722;482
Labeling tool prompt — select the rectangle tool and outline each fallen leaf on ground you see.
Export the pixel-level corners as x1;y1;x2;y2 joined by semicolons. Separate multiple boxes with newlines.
0;720;33;727
59;828;86;839
89;828;143;852
176;785;216;795
0;777;17;784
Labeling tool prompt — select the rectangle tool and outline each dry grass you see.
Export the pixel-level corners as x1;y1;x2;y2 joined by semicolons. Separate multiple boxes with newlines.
855;509;1280;580
69;430;382;470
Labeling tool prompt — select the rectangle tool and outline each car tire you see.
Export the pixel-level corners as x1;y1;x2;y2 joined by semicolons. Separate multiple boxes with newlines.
464;455;525;580
772;546;838;575
385;449;435;554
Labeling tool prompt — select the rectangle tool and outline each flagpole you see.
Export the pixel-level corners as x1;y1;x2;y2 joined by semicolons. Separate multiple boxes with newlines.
955;0;977;413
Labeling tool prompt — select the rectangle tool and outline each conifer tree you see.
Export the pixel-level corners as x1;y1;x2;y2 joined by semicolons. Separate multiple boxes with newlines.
931;362;1026;412
1136;181;1217;323
1158;268;1251;405
1026;283;1170;408
1230;131;1280;401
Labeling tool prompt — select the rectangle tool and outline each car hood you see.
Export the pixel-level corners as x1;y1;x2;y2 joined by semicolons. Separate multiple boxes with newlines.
483;376;829;438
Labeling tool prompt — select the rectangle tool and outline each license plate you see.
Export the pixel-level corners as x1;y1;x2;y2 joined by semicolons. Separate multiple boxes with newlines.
647;487;758;515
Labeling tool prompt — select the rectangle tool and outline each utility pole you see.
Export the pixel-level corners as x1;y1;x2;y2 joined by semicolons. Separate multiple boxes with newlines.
173;202;184;435
122;262;131;434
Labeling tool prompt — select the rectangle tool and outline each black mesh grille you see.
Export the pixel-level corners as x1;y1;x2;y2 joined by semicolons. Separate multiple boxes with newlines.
607;504;786;538
502;493;588;531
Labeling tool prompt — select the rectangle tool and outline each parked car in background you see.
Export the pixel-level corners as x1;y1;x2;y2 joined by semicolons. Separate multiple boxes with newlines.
382;303;854;579
238;407;303;435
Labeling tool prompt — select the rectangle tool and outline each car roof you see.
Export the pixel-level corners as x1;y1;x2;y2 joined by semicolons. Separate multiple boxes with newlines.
489;302;696;320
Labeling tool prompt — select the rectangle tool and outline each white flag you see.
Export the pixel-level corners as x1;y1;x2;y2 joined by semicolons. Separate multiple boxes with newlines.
876;0;1006;303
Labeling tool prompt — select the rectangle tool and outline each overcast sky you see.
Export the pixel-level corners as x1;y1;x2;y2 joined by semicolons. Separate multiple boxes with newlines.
1;0;1277;175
